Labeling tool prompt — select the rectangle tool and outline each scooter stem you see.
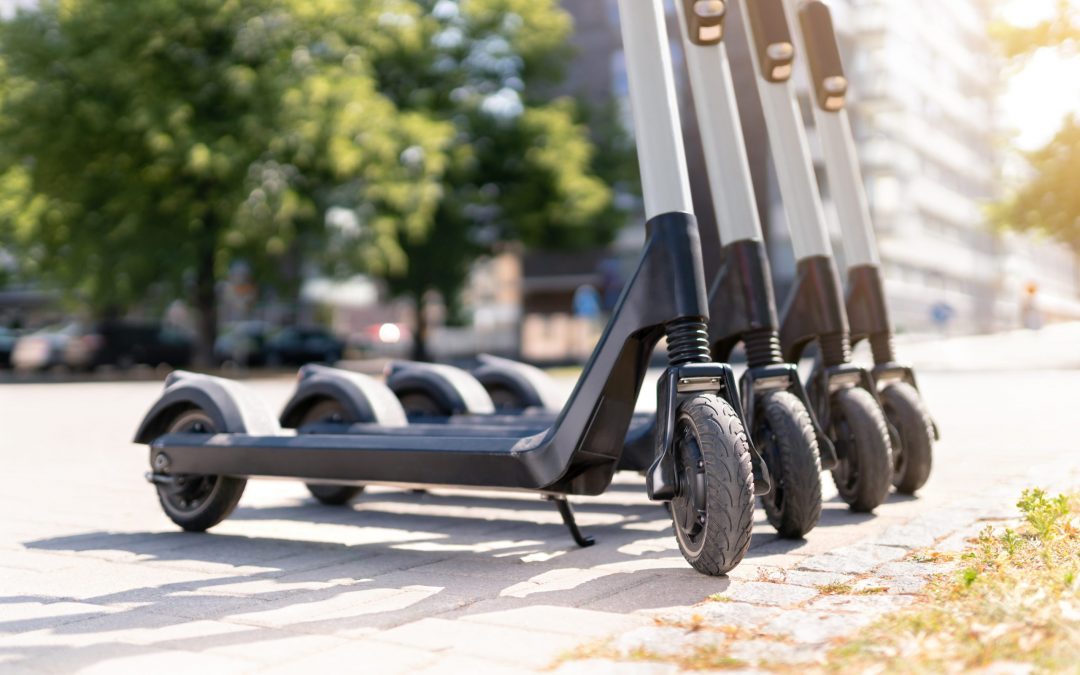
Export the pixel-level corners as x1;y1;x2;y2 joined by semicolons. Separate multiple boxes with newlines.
783;0;879;269
673;0;764;245
617;0;694;219
734;0;832;260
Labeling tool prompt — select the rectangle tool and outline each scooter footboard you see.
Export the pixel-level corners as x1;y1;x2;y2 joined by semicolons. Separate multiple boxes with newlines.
151;431;545;489
134;371;280;443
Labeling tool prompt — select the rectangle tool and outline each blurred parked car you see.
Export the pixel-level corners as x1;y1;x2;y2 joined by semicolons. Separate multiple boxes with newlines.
265;326;344;366
63;321;193;371
12;323;81;371
0;327;21;368
215;321;272;367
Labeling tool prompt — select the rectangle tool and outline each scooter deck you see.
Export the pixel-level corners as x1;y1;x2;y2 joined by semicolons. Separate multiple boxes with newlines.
152;426;605;492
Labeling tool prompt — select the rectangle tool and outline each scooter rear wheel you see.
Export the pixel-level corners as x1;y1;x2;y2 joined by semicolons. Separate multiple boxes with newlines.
756;391;823;538
670;394;755;576
155;409;246;532
485;385;526;412
397;390;452;418
829;387;893;513
880;382;934;495
300;399;365;506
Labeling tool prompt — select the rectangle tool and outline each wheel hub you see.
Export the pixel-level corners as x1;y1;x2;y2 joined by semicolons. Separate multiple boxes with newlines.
161;474;217;512
671;424;707;543
832;415;860;494
758;423;784;512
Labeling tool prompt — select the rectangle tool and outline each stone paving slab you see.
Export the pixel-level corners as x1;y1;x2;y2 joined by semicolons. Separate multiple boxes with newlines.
2;366;1079;673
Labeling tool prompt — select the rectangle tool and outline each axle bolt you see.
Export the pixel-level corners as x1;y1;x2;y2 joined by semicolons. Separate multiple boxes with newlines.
153;453;170;471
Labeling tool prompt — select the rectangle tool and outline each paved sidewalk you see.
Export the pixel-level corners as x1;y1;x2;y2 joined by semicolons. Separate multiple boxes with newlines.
554;454;1080;673
2;336;1079;673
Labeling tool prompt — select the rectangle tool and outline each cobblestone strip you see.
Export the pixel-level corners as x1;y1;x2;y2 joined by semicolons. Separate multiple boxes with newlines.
553;457;1080;672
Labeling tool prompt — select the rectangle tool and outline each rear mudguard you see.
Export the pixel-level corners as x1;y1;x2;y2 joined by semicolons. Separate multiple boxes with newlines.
472;354;562;412
133;370;280;443
280;364;407;428
385;361;495;416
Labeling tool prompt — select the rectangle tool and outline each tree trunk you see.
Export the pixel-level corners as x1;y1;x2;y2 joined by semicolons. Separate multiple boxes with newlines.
411;293;430;363
193;244;218;369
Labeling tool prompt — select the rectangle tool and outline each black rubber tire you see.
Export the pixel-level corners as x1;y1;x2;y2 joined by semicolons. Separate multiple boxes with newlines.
300;399;364;506
756;391;823;539
829;387;893;513
880;382;934;495
156;409;246;532
669;393;755;576
397;390;452;418
486;385;526;412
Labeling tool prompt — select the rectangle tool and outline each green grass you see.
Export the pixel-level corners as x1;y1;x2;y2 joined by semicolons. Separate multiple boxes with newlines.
554;488;1079;673
823;488;1080;674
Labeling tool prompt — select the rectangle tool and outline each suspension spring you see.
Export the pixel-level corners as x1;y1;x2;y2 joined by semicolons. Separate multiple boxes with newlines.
819;332;852;368
869;332;896;364
743;329;784;368
665;317;711;366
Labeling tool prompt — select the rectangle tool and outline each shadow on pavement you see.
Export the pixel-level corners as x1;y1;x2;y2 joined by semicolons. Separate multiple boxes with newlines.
8;484;897;671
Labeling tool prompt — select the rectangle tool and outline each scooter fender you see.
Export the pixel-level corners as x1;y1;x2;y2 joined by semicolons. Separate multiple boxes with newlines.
133;370;280;443
385;361;495;416
472;353;562;412
279;364;408;428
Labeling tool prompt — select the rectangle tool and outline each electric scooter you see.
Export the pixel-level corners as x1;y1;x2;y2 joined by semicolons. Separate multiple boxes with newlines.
278;0;831;539
671;0;831;537
784;0;938;494
134;0;757;576
731;0;894;512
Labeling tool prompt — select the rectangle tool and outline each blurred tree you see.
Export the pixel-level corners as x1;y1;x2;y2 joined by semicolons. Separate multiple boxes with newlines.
325;0;628;360
994;116;1080;252
992;1;1080;252
0;0;450;365
994;0;1079;58
1;0;629;364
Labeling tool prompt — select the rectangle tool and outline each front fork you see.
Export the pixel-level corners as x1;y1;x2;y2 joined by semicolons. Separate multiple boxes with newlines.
646;362;771;501
847;265;940;440
740;364;838;470
708;241;838;471
779;256;887;462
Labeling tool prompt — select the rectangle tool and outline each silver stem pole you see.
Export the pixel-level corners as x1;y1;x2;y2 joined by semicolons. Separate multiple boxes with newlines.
617;0;694;220
674;1;764;244
782;0;879;267
733;0;832;259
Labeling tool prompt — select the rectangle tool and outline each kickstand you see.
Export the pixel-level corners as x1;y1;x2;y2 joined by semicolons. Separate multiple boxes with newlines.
547;496;595;548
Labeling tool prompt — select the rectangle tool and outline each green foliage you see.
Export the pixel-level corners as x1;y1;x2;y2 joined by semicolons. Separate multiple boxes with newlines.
992;116;1080;252
0;0;451;361
992;0;1079;59
1017;486;1072;539
0;0;623;361
354;0;622;307
992;2;1080;251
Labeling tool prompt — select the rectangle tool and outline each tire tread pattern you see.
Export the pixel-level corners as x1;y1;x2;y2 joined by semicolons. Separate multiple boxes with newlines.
674;394;756;576
759;391;823;538
830;387;893;513
882;382;934;495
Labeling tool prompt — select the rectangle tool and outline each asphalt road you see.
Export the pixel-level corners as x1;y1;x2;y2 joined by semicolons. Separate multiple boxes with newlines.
1;326;1078;673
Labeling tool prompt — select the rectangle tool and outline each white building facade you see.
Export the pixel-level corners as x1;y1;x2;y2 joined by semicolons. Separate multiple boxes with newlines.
773;0;1080;333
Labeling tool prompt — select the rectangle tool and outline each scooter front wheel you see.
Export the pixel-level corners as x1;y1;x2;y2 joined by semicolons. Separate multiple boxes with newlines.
829;387;893;513
299;398;365;506
670;394;755;576
756;391;823;539
155;409;246;532
880;383;934;495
